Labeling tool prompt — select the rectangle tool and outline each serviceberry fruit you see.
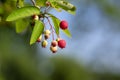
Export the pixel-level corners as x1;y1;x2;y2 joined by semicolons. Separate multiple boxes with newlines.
58;39;66;49
36;35;42;42
41;40;48;48
44;34;50;40
46;1;51;6
60;20;68;30
51;40;58;47
32;15;39;21
50;46;58;53
44;30;51;35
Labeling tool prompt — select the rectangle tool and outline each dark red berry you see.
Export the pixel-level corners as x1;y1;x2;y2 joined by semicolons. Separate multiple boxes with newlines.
60;20;68;30
58;39;66;49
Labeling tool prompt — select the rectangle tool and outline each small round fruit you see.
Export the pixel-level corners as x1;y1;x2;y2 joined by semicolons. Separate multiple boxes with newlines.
37;35;42;42
41;40;48;48
60;20;68;30
50;46;58;53
58;39;66;49
44;30;51;35
44;34;50;40
46;1;51;6
51;40;58;47
32;15;39;20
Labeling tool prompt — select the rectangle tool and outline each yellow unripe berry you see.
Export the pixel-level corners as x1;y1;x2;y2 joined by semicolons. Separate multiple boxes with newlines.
32;15;39;21
50;46;58;53
44;30;51;35
41;40;48;48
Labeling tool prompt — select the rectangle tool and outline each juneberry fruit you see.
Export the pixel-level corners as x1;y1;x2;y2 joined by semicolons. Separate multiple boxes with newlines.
41;40;48;48
58;39;66;49
44;34;50;40
37;35;42;42
32;15;39;20
46;1;51;6
60;20;68;30
44;30;51;35
50;46;58;53
51;40;58;47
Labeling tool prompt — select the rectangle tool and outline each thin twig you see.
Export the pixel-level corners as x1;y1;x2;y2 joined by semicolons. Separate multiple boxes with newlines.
31;0;36;6
44;6;51;13
46;17;55;40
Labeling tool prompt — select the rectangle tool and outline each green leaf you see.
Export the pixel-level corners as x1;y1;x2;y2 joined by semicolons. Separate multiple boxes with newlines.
52;1;76;15
18;0;24;7
62;29;72;38
50;1;62;12
50;14;60;35
36;0;47;6
47;13;71;38
15;18;29;33
30;20;44;45
6;6;40;21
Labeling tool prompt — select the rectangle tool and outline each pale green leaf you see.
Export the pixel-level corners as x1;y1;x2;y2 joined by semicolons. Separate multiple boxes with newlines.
50;14;60;35
15;18;29;33
52;1;76;15
6;6;40;21
18;0;24;7
30;20;44;45
50;1;62;12
36;0;47;6
62;29;72;38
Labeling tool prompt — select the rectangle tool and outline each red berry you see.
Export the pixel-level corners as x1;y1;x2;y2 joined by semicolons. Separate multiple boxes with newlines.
51;40;58;47
60;20;68;30
58;39;66;49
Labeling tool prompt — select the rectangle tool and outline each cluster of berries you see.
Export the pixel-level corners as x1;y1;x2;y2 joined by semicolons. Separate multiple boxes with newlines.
32;15;68;53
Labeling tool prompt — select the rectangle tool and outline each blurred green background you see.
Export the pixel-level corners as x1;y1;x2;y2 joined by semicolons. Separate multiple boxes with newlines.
1;0;120;80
